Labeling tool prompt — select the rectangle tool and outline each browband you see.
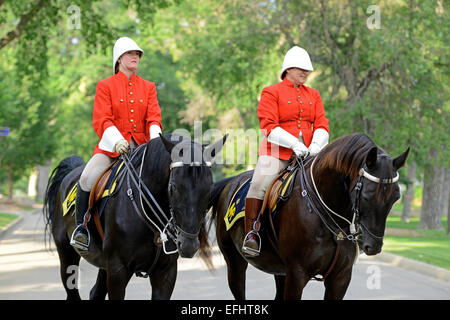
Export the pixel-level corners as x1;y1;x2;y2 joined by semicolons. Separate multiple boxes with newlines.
359;168;399;184
170;161;212;170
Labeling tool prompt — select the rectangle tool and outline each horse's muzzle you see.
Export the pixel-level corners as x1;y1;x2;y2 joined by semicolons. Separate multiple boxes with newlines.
358;238;382;256
177;234;200;258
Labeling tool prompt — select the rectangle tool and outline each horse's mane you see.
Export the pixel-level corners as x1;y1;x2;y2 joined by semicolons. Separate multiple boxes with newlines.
314;133;377;180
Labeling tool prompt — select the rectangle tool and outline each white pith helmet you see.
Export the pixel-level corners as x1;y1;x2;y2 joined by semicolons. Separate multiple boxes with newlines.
281;46;313;79
113;37;144;74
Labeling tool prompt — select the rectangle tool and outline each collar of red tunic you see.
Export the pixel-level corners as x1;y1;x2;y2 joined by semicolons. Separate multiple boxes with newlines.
115;70;138;83
281;77;306;89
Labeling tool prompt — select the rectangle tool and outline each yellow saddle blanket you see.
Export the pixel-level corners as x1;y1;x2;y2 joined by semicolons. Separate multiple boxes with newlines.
224;167;297;231
62;161;124;216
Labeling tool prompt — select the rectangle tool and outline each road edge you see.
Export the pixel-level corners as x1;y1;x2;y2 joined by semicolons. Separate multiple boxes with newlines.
0;213;23;238
374;251;450;282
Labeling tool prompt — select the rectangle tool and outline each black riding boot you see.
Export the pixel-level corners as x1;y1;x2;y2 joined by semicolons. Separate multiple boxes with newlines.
70;183;90;251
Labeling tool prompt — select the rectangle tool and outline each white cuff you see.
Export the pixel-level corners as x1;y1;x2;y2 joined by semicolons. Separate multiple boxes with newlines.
267;126;300;149
149;124;162;140
311;128;329;149
98;126;125;152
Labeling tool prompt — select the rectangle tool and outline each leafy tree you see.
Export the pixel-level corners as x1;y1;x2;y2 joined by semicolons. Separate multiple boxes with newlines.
0;0;182;199
0;48;57;199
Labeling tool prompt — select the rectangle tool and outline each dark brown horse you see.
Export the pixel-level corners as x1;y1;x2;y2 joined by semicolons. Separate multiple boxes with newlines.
43;133;226;300
208;133;409;300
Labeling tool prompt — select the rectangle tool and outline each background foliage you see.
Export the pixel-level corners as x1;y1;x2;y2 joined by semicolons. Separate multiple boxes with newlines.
0;0;448;229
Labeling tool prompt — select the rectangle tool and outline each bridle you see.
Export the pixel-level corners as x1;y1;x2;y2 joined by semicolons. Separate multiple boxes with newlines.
351;167;398;240
168;160;212;240
122;146;212;255
298;155;399;243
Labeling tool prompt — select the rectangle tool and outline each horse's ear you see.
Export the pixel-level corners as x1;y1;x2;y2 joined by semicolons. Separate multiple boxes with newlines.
204;134;228;161
365;147;378;169
160;133;175;154
393;147;410;170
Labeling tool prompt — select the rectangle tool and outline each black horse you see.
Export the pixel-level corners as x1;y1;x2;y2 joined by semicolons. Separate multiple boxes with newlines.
43;133;226;300
208;133;409;299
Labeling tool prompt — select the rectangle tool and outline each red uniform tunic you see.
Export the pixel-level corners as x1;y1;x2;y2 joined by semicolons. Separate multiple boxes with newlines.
92;71;162;157
258;77;329;160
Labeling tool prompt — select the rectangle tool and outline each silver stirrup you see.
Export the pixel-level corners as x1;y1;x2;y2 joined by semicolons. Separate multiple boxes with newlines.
242;230;261;257
70;225;90;251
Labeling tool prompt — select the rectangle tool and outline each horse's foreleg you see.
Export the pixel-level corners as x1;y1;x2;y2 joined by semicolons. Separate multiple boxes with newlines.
106;261;132;300
149;260;177;300
89;269;108;300
274;275;285;300
323;270;352;300
284;266;309;300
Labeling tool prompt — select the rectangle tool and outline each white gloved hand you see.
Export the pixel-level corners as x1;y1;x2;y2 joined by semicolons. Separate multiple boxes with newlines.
114;139;129;155
308;142;321;156
267;126;309;158
292;141;309;157
308;128;329;156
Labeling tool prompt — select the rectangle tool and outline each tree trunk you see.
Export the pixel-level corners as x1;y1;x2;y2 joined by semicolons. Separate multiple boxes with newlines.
36;161;51;202
439;169;449;218
419;149;444;230
447;190;450;235
7;170;13;202
402;161;416;222
28;168;38;198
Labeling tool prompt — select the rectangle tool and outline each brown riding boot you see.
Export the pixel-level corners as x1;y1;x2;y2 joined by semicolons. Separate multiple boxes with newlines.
242;198;263;257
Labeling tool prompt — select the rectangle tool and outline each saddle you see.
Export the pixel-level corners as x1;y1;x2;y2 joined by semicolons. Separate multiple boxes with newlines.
265;159;299;214
224;159;299;231
88;160;125;240
62;160;125;240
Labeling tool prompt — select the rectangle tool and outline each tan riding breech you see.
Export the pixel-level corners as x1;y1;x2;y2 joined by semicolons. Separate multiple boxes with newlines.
79;153;114;192
79;139;138;192
247;155;289;200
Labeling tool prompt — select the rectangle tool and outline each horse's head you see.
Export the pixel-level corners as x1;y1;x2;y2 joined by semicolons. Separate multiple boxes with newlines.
355;146;409;255
160;134;227;258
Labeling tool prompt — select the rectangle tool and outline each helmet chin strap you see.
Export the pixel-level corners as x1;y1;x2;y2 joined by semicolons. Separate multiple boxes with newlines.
119;59;136;78
120;59;131;72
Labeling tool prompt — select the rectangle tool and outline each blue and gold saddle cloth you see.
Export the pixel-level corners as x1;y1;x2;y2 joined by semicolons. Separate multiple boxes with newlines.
224;166;298;231
62;160;125;216
224;178;251;231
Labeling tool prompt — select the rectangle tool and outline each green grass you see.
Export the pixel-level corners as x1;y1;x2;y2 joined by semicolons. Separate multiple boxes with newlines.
384;215;450;270
0;213;19;229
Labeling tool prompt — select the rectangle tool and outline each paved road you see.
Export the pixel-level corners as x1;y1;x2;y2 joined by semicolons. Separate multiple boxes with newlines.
1;209;449;300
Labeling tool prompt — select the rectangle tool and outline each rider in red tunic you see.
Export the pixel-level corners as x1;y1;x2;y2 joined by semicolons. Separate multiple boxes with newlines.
242;46;330;256
71;37;163;250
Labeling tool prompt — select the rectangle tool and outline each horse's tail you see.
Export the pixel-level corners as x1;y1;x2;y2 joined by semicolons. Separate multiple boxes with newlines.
198;176;234;269
43;155;85;245
208;176;234;221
